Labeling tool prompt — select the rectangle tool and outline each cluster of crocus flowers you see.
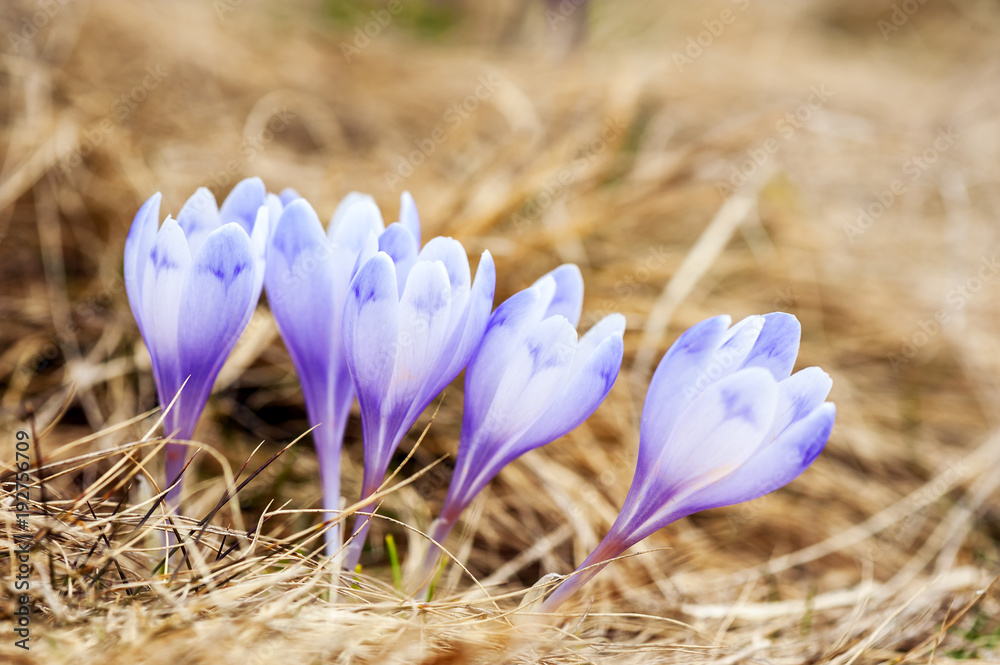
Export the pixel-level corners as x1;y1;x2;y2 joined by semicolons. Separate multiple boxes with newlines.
124;177;834;606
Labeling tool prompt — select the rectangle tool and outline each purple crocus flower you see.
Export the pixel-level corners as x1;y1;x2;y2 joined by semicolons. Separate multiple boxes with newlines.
265;191;419;554
342;238;496;568
415;265;625;586
124;177;271;507
540;313;836;611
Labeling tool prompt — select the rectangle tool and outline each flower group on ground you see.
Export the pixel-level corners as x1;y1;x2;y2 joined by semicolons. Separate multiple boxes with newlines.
124;177;835;608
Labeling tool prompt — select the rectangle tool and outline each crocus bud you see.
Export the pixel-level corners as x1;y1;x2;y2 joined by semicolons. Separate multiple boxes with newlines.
342;237;496;567
265;192;397;553
540;313;835;611
416;265;625;589
124;177;271;507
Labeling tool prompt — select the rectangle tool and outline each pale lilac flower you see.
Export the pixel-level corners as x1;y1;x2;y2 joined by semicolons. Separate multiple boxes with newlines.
342;239;496;567
124;177;271;506
416;265;625;585
540;313;835;611
265;191;420;554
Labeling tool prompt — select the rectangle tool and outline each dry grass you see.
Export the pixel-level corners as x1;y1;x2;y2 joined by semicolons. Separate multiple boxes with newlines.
2;0;1000;662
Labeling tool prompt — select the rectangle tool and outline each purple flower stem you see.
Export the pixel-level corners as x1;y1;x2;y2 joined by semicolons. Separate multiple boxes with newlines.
342;477;381;570
314;421;346;558
537;533;625;613
413;516;457;599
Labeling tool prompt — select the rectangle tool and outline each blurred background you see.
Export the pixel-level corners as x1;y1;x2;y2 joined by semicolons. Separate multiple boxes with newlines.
2;0;1000;662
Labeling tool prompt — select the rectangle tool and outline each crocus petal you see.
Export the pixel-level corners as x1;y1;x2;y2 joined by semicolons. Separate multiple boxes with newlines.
279;188;301;205
265;200;337;422
571;313;627;375
378;223;420;293
535;264;584;327
123;191;162;336
344;252;400;437
767;366;833;439
463;285;547;433
249;205;269;298
418;237;471;294
399;191;421;246
265;193;283;238
417;237;472;325
439;250;495;381
472;315;578;451
643;368;832;522
219;177;266;234
176;187;222;256
637;315;731;470
715;315;765;373
386;259;454;436
740;312;801;380
330;192;384;250
140;217;191;410
653;367;779;498
177;223;257;413
516;314;625;453
682;402;835;513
